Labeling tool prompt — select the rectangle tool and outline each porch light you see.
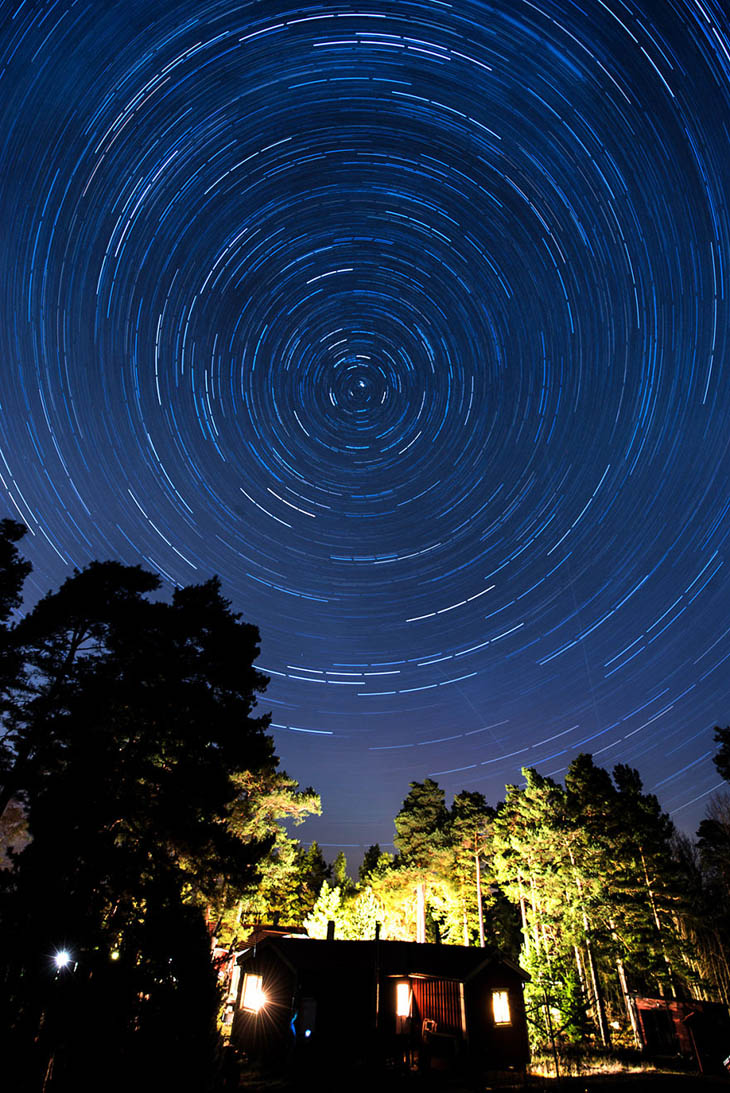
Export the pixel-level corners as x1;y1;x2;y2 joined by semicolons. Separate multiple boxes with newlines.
492;989;511;1025
242;973;266;1013
396;981;411;1018
54;950;72;970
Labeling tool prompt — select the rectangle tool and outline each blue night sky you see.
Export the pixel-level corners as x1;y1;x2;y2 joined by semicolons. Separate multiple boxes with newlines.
1;0;729;855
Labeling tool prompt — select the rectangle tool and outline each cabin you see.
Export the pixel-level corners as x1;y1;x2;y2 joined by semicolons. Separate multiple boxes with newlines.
230;934;529;1079
634;996;730;1073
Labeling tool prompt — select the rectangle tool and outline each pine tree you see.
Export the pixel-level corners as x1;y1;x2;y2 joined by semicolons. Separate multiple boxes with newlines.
0;557;275;1086
333;849;355;895
712;726;730;782
394;778;450;941
213;768;321;938
492;768;582;1045
0;519;30;720
446;790;493;946
359;842;383;881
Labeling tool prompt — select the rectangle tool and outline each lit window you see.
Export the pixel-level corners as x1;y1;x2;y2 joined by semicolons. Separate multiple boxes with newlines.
396;981;411;1018
242;973;266;1013
492;990;511;1025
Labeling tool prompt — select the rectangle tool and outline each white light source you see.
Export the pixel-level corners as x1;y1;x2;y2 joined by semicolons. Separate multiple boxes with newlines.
396;981;411;1018
242;973;266;1013
54;950;72;970
492;989;511;1025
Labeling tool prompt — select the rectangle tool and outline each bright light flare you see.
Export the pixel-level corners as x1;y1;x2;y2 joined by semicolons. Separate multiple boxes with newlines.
242;973;266;1013
54;949;72;970
396;981;411;1018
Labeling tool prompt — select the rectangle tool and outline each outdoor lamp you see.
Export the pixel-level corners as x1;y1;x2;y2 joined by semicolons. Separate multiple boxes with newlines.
53;949;72;971
242;973;266;1013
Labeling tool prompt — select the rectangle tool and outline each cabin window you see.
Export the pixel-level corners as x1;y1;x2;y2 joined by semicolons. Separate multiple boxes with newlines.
492;989;511;1026
242;973;266;1013
396;981;412;1018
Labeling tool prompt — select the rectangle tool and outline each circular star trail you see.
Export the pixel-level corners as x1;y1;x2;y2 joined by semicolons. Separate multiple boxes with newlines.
2;0;730;850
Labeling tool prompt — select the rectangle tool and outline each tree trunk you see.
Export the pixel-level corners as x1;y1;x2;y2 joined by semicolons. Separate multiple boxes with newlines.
639;847;676;998
617;956;641;1046
574;943;587;997
518;874;530;957
584;933;611;1047
608;916;641;1045
416;881;426;943
565;839;610;1046
529;876;541;955
462;887;469;947
475;846;485;948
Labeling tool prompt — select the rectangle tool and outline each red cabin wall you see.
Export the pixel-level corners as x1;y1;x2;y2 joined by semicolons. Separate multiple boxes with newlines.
411;977;463;1037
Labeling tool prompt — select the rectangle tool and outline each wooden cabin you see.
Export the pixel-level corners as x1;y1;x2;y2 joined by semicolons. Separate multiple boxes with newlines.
230;935;529;1078
634;996;730;1073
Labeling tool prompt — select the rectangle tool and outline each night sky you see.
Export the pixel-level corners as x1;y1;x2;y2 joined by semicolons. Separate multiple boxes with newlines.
2;0;729;856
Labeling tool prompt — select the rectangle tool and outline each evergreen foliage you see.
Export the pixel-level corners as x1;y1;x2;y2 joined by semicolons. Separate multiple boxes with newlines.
216;767;321;937
713;725;730;783
393;777;448;866
0;534;276;1088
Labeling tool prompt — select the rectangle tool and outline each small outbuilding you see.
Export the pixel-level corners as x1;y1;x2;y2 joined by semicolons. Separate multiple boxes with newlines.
634;996;730;1073
230;934;529;1078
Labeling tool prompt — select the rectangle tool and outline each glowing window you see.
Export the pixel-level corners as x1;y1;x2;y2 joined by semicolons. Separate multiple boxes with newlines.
396;981;411;1018
242;973;266;1013
492;990;511;1026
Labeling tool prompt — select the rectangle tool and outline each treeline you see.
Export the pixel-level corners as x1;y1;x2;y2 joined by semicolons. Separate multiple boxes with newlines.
302;753;730;1051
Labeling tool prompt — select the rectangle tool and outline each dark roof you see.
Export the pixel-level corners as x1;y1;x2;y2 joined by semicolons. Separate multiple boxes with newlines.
242;924;307;945
238;936;528;982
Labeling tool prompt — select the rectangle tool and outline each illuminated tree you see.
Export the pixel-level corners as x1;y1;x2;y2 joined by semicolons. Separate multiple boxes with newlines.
393;778;451;941
394;777;448;866
304;881;344;938
333;848;356;896
447;790;494;945
211;767;321;940
344;885;382;940
491;755;702;1051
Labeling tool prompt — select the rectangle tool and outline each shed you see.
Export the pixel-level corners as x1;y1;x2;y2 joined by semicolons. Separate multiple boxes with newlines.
230;935;529;1077
635;996;730;1073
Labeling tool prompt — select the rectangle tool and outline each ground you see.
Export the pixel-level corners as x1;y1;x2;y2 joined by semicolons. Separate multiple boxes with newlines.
237;1065;730;1093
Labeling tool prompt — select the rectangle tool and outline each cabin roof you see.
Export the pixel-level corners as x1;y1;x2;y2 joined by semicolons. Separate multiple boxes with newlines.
237;936;528;982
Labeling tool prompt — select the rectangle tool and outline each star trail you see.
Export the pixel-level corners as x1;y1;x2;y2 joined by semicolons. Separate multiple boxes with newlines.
1;0;729;852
